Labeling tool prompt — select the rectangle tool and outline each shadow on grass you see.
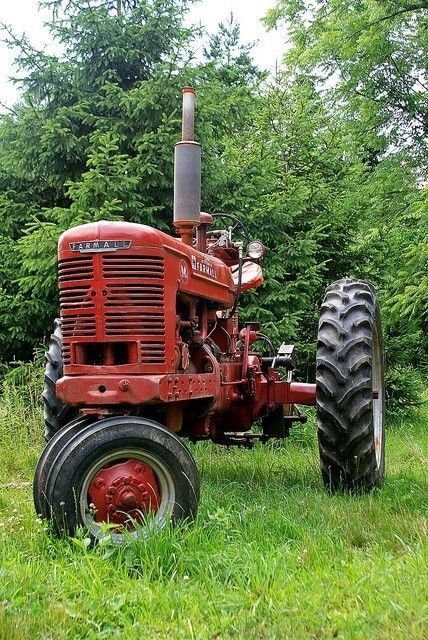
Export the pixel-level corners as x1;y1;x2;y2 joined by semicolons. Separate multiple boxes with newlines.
198;454;322;492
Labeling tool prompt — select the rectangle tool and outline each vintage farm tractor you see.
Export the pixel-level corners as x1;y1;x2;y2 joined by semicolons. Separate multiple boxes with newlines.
34;88;385;542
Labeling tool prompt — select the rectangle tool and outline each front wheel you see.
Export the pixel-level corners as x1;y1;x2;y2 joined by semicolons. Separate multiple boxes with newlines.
33;417;200;543
316;278;385;492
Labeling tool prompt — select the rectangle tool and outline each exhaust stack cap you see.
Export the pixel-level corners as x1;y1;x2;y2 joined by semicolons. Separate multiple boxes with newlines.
181;86;196;142
174;87;201;242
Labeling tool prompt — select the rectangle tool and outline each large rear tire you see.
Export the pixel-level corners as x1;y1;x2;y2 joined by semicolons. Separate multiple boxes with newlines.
42;319;79;441
33;416;200;543
316;278;385;492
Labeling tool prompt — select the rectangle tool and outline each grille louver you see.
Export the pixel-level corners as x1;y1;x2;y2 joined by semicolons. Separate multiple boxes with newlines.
62;315;96;337
102;255;164;279
58;257;93;282
141;343;166;363
62;343;72;366
104;313;165;336
105;284;164;308
59;285;95;310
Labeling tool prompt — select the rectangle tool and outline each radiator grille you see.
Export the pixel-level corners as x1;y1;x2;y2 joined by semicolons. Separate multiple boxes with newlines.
59;252;167;367
102;255;164;279
58;257;93;282
102;256;165;346
104;284;164;336
62;314;96;337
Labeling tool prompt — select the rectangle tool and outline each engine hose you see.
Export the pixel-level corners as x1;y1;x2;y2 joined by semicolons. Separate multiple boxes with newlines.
211;212;250;245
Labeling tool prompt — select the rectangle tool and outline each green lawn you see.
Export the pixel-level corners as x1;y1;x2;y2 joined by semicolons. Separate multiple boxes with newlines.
0;380;427;640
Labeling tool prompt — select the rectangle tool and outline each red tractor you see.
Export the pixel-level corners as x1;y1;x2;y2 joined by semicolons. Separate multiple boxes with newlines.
34;88;385;543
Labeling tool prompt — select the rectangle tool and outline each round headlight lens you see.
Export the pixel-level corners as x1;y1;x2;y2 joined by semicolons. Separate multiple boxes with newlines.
247;241;265;260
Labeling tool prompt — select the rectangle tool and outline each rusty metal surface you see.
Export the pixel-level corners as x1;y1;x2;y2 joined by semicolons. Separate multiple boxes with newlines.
56;372;220;405
88;458;160;526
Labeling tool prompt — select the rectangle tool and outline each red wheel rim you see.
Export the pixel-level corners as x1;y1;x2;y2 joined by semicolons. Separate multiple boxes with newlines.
88;458;161;528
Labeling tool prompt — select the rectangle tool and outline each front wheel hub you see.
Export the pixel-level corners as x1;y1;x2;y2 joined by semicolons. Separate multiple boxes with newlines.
88;459;160;526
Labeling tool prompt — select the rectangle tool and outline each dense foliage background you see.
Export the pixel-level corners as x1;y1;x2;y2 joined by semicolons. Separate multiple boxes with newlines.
0;0;427;409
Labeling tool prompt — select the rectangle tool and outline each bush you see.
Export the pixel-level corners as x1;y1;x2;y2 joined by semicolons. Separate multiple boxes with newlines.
385;365;426;416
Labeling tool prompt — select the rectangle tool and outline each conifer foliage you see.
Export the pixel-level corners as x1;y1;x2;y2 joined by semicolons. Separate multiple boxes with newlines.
0;0;426;408
0;0;195;359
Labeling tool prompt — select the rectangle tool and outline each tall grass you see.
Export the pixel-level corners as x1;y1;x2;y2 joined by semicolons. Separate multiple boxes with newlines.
0;370;427;639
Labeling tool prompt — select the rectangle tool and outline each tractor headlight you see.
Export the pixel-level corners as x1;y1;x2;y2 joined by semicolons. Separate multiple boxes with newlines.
247;241;265;260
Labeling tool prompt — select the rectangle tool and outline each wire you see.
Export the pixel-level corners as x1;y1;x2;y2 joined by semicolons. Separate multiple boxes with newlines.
206;319;232;352
255;333;275;356
206;319;218;340
211;213;250;245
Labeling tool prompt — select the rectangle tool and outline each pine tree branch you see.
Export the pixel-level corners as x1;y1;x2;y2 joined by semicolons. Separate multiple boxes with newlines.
0;101;19;116
389;54;428;95
0;23;45;72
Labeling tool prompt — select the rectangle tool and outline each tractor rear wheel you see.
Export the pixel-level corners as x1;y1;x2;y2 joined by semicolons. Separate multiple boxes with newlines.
316;278;385;492
33;416;200;543
42;319;79;441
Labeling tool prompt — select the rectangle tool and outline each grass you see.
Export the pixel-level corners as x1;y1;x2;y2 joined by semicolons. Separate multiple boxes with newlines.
0;373;427;639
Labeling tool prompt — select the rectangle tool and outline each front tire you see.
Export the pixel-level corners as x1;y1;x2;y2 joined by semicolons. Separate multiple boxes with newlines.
33;415;94;520
316;278;385;491
33;416;200;543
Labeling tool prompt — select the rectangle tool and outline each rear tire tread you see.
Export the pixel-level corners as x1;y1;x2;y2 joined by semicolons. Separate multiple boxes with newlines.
316;278;385;491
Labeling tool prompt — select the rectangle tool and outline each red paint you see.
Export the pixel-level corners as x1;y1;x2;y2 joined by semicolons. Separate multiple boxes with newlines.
231;261;264;292
58;221;236;378
56;219;317;444
88;459;160;527
57;372;219;405
288;383;317;405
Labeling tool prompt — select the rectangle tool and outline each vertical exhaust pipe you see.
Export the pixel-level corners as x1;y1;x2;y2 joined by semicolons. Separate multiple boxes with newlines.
173;87;201;245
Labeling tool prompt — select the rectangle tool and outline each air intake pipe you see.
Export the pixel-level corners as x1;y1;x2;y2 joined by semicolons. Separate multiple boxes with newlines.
173;87;201;245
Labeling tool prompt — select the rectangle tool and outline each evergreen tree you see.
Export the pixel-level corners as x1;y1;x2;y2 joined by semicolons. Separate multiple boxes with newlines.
0;0;195;359
0;1;264;361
